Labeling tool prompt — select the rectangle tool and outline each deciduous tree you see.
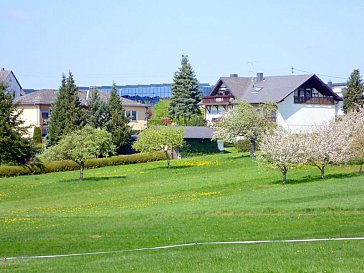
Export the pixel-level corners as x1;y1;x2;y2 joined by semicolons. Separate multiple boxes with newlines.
212;100;277;157
44;126;115;180
259;130;307;184
132;127;184;169
305;121;351;178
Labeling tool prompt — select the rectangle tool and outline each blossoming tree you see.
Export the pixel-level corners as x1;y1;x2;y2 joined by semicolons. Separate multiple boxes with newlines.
259;130;307;184
305;121;352;178
212;100;276;157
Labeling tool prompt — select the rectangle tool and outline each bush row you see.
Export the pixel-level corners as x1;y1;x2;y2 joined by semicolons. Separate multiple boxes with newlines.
0;151;165;178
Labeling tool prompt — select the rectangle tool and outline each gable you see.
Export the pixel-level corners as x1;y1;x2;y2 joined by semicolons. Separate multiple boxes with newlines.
206;74;341;104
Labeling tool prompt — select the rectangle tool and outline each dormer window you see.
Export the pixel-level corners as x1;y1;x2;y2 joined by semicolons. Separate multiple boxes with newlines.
251;87;263;93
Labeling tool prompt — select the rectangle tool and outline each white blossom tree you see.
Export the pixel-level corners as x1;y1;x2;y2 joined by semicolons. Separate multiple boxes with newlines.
341;109;364;174
305;121;352;178
259;130;307;184
212;100;277;157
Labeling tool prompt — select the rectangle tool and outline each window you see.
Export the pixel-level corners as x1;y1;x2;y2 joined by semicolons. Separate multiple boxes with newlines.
125;110;137;121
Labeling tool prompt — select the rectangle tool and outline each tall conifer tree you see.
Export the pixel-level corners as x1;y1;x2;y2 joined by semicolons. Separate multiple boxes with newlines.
343;69;364;113
106;83;132;154
48;72;83;145
169;55;202;125
0;82;34;165
87;87;110;129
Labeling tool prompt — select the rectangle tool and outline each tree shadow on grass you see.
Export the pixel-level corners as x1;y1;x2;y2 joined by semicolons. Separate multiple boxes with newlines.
270;171;362;185
60;176;127;183
144;165;194;171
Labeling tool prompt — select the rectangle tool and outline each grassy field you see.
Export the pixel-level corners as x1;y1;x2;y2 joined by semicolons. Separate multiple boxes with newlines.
1;150;364;272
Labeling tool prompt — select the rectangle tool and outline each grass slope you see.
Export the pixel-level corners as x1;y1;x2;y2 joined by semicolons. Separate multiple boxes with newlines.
0;151;364;272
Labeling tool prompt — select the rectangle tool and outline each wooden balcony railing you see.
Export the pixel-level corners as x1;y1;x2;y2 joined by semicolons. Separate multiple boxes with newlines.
202;95;233;105
294;96;334;105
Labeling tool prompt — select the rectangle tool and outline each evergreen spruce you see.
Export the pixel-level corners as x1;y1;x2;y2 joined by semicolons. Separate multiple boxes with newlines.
169;55;202;125
0;82;34;165
107;83;132;154
87;87;110;129
48;72;83;145
343;69;364;113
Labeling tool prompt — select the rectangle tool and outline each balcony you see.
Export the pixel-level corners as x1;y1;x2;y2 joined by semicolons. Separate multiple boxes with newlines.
294;96;334;105
202;95;233;105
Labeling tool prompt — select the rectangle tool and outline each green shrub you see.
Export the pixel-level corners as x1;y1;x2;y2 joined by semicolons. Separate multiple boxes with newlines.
33;127;42;143
35;143;45;154
0;151;165;178
181;139;220;157
235;139;251;152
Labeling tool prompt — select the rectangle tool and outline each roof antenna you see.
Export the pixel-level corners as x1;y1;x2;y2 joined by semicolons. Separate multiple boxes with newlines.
247;61;255;76
291;66;294;74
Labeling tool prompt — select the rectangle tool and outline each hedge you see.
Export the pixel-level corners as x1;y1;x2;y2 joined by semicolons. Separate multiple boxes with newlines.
181;139;220;157
0;151;165;178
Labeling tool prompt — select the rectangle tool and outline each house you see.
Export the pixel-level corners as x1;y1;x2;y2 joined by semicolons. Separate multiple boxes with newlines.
202;73;342;133
14;89;150;136
0;68;23;98
328;81;347;116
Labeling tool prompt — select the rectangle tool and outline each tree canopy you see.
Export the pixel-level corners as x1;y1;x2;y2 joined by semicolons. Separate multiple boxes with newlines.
132;126;184;168
87;87;110;129
149;100;172;126
343;69;364;113
0;82;34;165
168;55;202;125
106;83;132;154
44;126;115;180
259;130;307;184
47;72;84;145
212;100;277;157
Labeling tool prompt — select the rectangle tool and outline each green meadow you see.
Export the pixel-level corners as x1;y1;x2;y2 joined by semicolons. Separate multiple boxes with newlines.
1;150;364;272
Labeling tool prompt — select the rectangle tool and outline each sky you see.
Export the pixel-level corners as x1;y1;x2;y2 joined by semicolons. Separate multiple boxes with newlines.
1;0;364;89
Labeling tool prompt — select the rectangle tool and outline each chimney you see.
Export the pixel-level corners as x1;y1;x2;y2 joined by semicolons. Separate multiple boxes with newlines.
327;80;333;88
256;72;264;82
230;73;238;78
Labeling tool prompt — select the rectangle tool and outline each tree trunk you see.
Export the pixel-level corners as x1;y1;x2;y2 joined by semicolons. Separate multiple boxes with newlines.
249;137;256;157
80;161;84;181
282;167;287;184
164;150;171;169
320;165;325;179
360;164;363;175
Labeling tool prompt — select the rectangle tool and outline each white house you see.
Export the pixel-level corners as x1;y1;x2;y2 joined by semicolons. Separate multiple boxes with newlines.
0;68;22;98
328;81;346;116
201;73;342;133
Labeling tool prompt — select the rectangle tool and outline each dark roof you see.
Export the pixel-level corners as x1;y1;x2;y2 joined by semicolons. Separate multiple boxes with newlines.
182;126;214;139
14;89;150;107
162;126;214;139
209;74;342;103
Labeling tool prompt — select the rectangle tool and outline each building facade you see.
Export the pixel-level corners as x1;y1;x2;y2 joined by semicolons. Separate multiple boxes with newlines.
79;83;213;105
202;73;342;133
14;89;150;137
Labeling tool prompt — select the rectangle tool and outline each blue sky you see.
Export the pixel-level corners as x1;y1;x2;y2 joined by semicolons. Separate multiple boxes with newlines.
1;0;363;89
